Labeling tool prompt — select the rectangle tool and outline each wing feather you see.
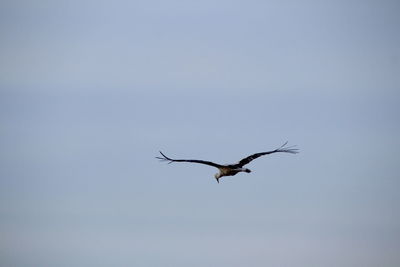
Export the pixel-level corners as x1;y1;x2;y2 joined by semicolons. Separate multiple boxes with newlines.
234;142;299;167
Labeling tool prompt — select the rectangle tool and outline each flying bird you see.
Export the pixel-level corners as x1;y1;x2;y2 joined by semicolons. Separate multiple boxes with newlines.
156;142;299;183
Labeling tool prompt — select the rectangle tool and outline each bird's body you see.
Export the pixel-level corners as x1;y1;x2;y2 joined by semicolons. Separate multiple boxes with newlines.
215;166;251;179
156;142;298;183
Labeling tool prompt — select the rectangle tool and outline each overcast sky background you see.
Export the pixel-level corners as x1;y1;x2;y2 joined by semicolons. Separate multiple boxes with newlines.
1;0;400;266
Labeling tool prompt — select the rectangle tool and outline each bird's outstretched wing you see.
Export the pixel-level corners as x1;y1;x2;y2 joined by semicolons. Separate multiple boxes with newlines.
234;142;299;167
156;151;223;168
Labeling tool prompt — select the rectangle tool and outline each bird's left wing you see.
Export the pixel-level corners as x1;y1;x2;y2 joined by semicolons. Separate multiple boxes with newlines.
234;142;299;167
156;151;223;168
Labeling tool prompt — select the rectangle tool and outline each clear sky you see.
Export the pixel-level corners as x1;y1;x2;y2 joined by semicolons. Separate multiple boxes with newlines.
1;0;400;266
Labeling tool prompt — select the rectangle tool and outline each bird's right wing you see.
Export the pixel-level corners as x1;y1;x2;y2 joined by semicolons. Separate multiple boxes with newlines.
156;151;223;168
235;142;299;167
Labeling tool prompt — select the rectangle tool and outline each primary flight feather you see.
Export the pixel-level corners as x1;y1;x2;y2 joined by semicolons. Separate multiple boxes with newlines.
156;142;299;183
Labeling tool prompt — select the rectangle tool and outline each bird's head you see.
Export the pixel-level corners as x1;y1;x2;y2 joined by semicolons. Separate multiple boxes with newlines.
245;168;251;173
214;173;221;183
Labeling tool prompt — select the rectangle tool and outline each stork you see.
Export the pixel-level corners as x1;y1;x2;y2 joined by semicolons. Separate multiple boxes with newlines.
156;142;299;183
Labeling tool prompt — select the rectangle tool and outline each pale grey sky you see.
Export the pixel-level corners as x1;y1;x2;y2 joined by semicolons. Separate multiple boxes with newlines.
1;1;400;266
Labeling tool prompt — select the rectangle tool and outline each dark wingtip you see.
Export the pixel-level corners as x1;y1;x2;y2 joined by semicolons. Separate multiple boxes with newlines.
159;151;169;159
276;142;299;154
156;151;164;159
156;151;175;163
